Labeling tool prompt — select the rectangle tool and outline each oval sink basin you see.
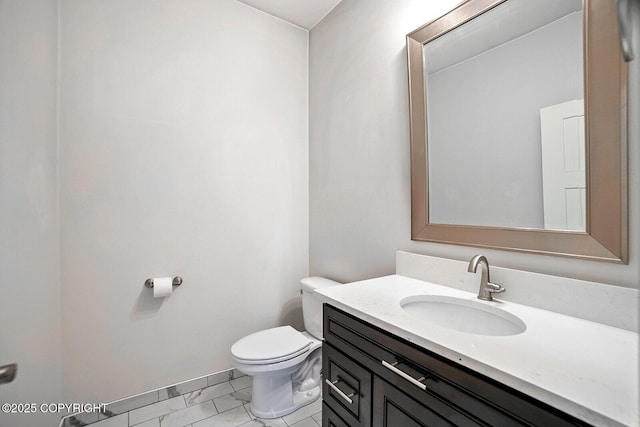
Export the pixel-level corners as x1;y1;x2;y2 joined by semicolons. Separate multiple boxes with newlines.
400;295;526;336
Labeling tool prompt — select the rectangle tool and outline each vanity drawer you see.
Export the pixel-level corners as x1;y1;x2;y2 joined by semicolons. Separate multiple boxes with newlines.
323;342;372;427
323;402;350;427
324;304;590;427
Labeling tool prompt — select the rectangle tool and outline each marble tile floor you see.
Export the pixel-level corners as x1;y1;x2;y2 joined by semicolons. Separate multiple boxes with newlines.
63;374;322;427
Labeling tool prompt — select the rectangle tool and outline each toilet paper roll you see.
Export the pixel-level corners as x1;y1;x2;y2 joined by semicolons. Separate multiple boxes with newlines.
153;277;173;298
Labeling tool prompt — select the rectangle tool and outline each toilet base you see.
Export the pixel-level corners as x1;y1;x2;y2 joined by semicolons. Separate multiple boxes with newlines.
250;380;320;419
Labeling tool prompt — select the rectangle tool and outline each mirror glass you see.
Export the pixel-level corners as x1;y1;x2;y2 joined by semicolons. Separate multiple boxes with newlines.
424;0;585;231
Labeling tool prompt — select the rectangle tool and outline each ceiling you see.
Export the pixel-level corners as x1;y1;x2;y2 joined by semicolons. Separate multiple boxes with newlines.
236;0;343;30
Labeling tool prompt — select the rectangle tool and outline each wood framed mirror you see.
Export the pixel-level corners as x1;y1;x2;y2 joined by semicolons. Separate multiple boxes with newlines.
407;0;628;262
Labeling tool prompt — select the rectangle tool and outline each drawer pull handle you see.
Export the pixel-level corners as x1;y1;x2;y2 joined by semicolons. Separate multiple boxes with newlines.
325;378;354;404
382;360;427;391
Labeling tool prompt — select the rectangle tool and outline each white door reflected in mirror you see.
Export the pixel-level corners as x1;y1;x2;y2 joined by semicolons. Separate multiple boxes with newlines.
540;99;586;231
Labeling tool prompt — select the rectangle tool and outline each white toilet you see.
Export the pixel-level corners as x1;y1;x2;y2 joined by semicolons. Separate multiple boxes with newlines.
231;277;340;419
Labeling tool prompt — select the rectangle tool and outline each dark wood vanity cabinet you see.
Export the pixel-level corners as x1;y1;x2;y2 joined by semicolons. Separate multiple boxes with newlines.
322;304;591;427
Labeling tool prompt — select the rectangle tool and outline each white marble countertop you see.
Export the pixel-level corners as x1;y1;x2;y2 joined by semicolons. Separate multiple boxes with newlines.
316;274;639;427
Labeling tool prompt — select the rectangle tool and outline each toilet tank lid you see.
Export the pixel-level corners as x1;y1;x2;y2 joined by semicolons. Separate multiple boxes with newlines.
301;277;341;293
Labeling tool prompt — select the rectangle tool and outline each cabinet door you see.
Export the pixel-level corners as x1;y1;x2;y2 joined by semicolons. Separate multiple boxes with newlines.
372;376;484;427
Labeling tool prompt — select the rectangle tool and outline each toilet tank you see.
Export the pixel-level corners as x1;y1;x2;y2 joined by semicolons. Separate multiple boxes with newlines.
301;277;341;339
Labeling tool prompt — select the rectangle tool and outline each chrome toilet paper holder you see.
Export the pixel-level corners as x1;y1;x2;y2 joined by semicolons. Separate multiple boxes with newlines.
145;276;183;289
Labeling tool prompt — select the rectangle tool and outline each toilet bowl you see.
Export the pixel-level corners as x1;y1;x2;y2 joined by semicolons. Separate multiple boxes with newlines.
231;277;340;419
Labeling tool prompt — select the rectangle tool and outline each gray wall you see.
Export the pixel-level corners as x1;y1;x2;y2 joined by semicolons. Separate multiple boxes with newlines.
1;0;308;409
2;0;309;408
58;0;308;403
0;1;63;426
309;0;639;288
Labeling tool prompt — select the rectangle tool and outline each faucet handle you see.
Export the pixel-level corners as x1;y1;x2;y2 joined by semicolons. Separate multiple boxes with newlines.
486;282;505;294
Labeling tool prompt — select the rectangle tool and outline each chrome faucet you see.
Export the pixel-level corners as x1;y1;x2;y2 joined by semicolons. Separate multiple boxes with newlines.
467;255;505;301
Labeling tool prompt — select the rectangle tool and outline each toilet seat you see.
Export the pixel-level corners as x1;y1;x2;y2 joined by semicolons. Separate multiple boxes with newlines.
231;326;311;365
